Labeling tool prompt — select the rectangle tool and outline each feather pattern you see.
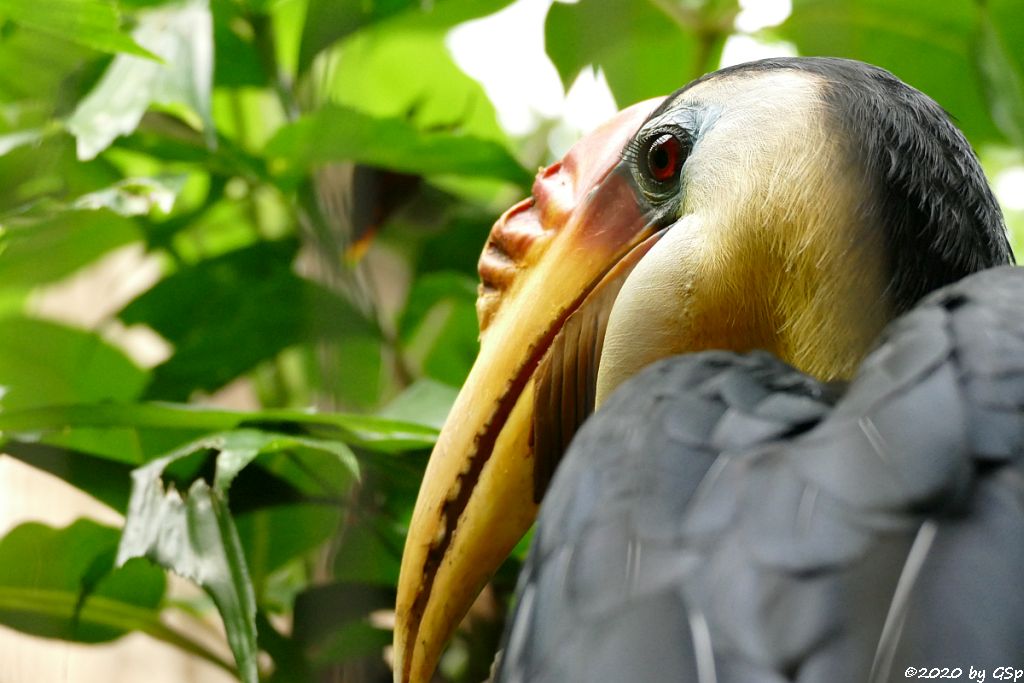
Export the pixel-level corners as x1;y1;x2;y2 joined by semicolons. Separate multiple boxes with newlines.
495;266;1024;683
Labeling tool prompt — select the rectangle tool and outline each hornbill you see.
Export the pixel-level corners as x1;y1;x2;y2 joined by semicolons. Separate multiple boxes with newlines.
393;57;1021;682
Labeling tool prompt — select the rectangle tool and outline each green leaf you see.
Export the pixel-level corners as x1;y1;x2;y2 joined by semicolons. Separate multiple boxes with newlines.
378;378;458;431
67;0;215;160
72;175;187;216
298;0;412;72
399;272;479;386
114;431;356;680
545;0;701;107
292;582;393;666
778;0;1004;145
235;504;341;593
0;519;164;642
0;210;139;291
324;3;513;148
0;401;438;455
2;440;135;512
332;517;403;586
265;105;529;186
975;3;1024;148
0;128;49;157
119;240;376;400
1;0;156;59
0;316;147;411
118;438;259;682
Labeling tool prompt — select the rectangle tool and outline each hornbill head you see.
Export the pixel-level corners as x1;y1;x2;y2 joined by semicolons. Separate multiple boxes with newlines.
393;57;1011;683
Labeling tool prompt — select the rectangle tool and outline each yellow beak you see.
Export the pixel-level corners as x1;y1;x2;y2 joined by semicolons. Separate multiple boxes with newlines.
393;98;665;683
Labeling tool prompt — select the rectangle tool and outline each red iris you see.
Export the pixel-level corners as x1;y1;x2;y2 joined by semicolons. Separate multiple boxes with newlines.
646;133;682;182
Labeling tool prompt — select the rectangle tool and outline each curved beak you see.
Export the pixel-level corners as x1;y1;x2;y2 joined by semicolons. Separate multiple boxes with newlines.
393;99;665;683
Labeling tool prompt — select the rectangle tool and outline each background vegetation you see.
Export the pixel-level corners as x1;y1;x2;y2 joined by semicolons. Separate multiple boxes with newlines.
0;0;1021;681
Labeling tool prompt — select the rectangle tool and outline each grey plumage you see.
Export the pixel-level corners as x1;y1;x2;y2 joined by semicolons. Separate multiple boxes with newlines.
495;266;1024;683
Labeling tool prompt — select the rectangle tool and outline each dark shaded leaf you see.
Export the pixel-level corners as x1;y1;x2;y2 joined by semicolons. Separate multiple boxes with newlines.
210;0;266;88
120;239;375;400
1;440;134;512
292;582;393;666
265;105;530;185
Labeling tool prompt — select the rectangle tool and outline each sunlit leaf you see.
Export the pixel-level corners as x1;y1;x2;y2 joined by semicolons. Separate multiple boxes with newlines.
779;0;1004;145
1;0;156;59
322;0;515;148
545;0;702;107
266;105;529;185
0;128;49;157
975;5;1024;148
298;0;412;72
67;0;215;160
72;175;187;216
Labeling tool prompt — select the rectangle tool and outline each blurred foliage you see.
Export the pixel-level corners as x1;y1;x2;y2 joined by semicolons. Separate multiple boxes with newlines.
0;0;1020;681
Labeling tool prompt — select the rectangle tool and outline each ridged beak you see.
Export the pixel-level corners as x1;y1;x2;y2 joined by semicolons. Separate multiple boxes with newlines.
393;98;665;683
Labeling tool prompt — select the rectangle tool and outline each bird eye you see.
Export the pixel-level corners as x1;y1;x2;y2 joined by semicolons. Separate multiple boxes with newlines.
644;133;685;183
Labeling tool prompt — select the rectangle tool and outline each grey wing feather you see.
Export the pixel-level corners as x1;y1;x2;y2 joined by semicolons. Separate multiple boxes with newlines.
494;265;1024;683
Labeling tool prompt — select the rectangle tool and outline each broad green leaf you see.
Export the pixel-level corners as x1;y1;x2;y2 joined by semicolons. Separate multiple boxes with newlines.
1;0;155;58
0;401;438;454
210;0;266;88
975;5;1024;148
399;272;479;386
265;105;529;185
779;0;1004;145
67;0;215;160
118;438;257;683
116;430;356;681
0;28;94;103
322;0;514;147
0;519;163;642
0;316;147;411
0;210;139;291
545;0;702;108
119;240;376;400
2;440;135;511
298;0;412;72
378;379;458;431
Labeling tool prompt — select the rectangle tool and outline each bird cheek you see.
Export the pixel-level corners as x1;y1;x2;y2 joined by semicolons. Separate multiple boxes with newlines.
596;217;707;404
